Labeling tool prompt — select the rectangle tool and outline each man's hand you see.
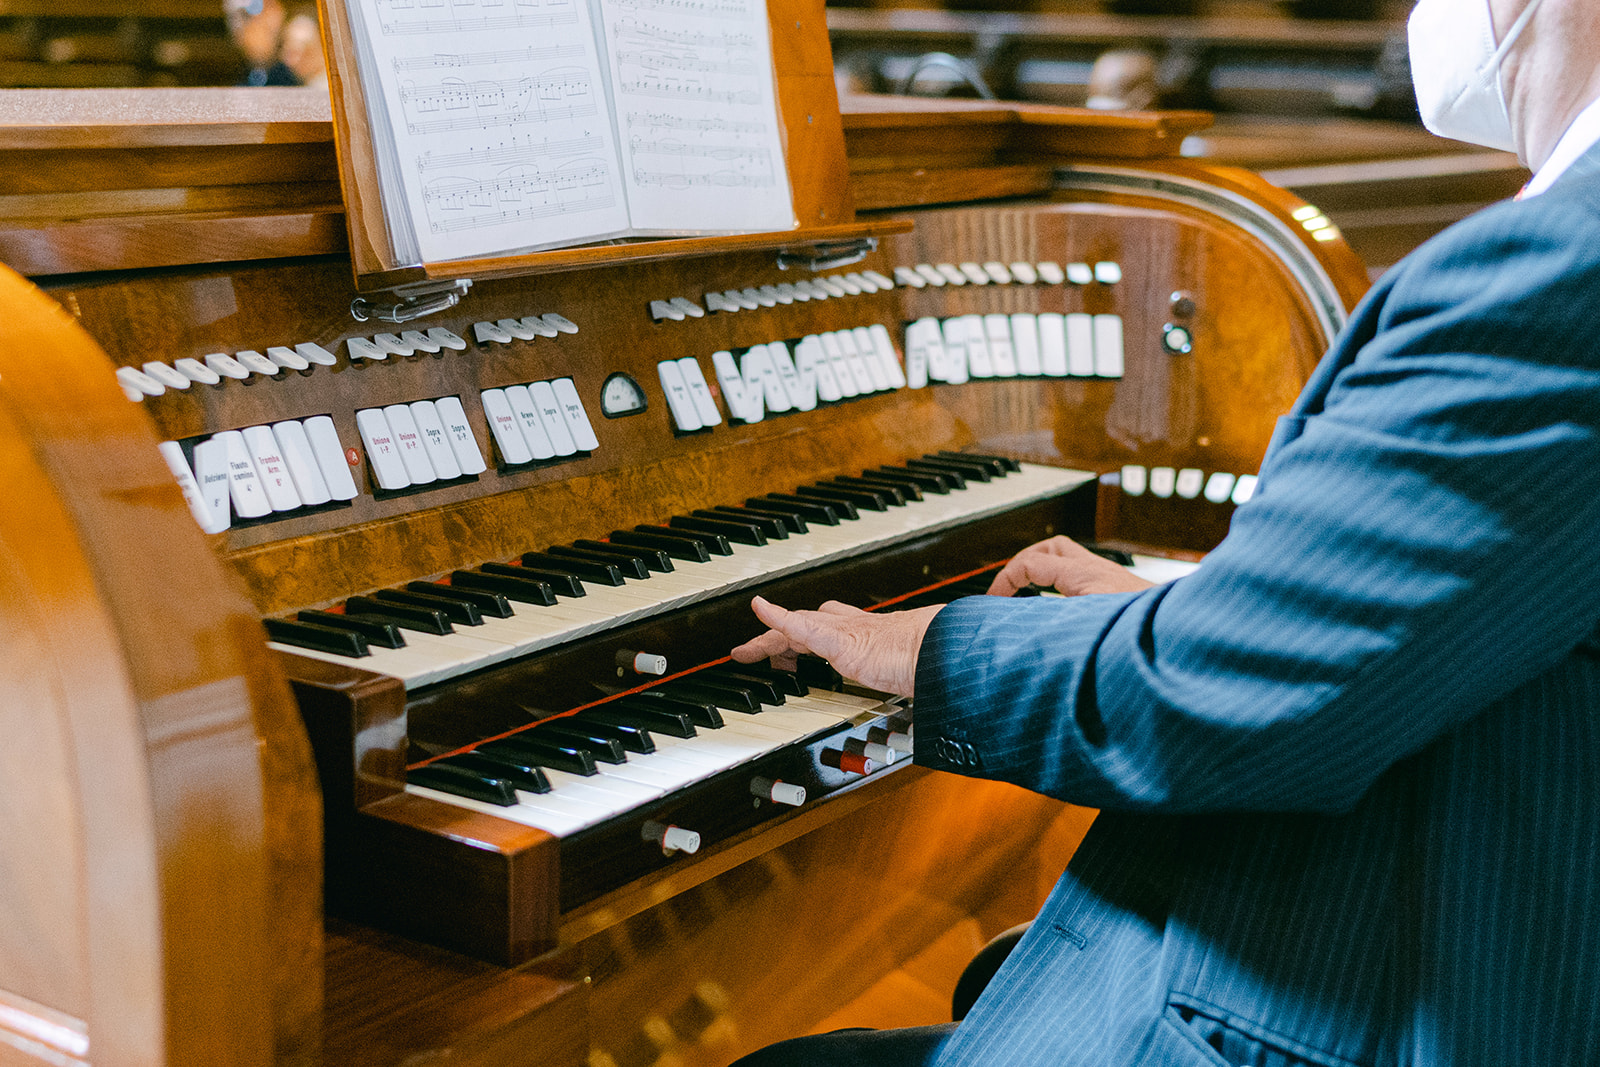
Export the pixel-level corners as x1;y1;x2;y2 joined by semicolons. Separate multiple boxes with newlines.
730;598;944;698
987;535;1155;597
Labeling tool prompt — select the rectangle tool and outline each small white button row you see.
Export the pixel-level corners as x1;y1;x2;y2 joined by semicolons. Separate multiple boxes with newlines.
698;271;898;317
117;343;342;400
470;315;579;346
891;261;1119;292
157;414;360;533
1120;465;1257;505
357;396;491;492
342;326;470;360
479;378;599;469
902;312;1122;387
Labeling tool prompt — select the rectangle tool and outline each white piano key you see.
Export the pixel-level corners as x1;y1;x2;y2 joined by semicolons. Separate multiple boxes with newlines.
1127;555;1202;585
1011;314;1042;376
1037;313;1068;376
213;429;273;518
242;424;304;511
1065;314;1096;377
408;401;462;481
355;408;412;491
190;438;232;532
435;396;488;474
481;389;532;466
1093;314;1125;378
658;360;705;430
404;784;589;837
158;440;224;533
382;404;438;484
504;384;557;459
553;378;601;451
984;314;1018;377
303;415;360;500
540;766;663;807
530;381;577;456
272;420;332;507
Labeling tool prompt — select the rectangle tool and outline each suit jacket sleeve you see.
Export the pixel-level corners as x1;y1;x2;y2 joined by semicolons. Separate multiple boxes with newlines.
913;182;1600;814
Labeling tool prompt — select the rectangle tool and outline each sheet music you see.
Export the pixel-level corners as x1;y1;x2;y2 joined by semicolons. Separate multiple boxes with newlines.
598;0;795;233
352;0;632;262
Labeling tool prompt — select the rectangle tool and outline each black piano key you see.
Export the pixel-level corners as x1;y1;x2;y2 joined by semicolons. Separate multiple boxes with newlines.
480;735;598;776
626;692;725;729
825;476;909;505
568;712;658;752
481;561;585;598
529;722;628;764
634;524;732;557
728;500;809;534
574;538;673;572
450;569;557;606
652;680;757;713
751;494;842;524
374;588;482;626
926;452;1007;479
344;596;452;635
871;465;955;493
441;752;552;794
696;668;785;705
670;514;767;547
908;456;991;483
610;528;712;563
522;552;623;587
940;449;1020;473
412;580;514;618
838;473;922;502
264;617;370;657
733;662;808;696
696;507;787;539
796;484;888;512
584;702;697;739
408;762;517;806
295;609;405;649
550;547;649;579
797;654;845;691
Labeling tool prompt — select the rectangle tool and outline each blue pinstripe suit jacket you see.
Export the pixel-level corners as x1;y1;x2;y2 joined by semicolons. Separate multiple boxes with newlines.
914;143;1600;1066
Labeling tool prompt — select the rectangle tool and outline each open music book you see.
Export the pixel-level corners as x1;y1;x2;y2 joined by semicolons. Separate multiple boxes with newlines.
338;0;796;265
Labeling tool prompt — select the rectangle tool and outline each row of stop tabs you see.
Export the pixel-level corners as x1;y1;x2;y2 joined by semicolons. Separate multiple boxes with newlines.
155;396;486;535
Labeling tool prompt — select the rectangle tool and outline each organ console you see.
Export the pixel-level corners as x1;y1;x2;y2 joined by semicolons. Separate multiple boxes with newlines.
0;36;1369;1067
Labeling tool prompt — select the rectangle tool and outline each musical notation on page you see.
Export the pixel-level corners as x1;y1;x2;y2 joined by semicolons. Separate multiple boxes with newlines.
375;0;581;35
598;0;793;232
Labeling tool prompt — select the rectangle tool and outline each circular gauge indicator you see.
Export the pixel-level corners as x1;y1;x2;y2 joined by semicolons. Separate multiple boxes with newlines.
600;372;648;418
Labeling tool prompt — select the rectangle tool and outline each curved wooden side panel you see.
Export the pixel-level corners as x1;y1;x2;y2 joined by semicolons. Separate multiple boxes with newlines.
0;266;322;1066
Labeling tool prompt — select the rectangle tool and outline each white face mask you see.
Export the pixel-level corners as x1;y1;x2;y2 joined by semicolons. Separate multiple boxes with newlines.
1408;0;1544;153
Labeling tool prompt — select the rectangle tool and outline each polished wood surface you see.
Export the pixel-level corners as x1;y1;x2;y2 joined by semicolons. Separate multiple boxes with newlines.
0;262;321;1066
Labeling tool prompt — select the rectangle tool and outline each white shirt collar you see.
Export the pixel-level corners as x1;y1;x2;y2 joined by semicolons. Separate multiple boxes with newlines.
1522;96;1600;197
